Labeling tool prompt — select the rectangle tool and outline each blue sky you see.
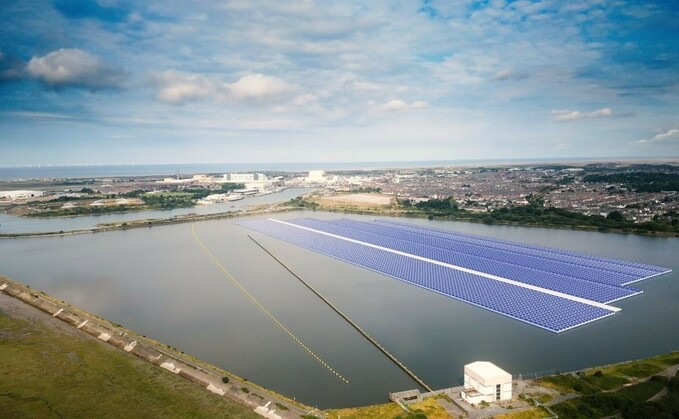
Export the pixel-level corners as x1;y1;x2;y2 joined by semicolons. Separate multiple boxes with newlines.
1;0;678;166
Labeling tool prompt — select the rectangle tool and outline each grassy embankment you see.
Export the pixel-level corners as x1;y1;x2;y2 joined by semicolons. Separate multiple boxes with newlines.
326;394;453;419
0;308;259;419
535;352;679;418
495;408;552;419
327;351;679;419
0;275;312;414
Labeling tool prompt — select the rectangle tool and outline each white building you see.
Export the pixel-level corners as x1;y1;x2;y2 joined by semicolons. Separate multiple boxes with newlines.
219;173;275;191
0;190;44;200
222;173;268;182
307;170;326;183
461;361;512;404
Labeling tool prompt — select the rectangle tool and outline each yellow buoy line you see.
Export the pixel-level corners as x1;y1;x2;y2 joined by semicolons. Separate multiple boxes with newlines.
191;224;349;384
248;234;433;392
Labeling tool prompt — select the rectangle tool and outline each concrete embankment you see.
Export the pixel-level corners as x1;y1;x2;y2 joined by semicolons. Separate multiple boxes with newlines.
0;275;316;419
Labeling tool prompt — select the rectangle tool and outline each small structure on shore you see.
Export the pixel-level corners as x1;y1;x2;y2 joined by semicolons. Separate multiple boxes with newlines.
461;361;512;404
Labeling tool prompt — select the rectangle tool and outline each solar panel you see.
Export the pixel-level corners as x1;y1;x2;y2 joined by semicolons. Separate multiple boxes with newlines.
236;217;671;333
285;218;640;304
374;219;670;284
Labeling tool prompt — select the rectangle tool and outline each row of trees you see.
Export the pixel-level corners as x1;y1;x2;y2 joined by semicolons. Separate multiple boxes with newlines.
584;172;679;192
399;195;679;234
26;205;131;217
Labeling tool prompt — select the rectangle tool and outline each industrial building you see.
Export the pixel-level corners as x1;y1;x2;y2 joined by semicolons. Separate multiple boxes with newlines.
158;172;277;191
461;361;512;404
222;173;268;182
306;170;326;183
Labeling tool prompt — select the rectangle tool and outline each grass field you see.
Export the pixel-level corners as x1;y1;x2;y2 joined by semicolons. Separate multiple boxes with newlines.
540;351;679;395
495;407;551;419
550;377;670;418
325;396;453;419
0;309;259;419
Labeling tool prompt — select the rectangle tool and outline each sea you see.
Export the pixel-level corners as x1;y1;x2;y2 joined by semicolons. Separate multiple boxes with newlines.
0;158;624;180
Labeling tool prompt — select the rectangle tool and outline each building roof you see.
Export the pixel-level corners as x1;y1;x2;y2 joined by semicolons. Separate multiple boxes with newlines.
465;361;511;385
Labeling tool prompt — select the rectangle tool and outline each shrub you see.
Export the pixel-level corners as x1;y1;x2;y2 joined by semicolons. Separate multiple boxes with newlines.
241;387;249;393
221;376;229;384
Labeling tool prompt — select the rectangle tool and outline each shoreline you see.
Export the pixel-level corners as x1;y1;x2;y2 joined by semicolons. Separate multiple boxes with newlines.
0;275;315;418
3;272;677;418
3;203;679;239
0;205;303;238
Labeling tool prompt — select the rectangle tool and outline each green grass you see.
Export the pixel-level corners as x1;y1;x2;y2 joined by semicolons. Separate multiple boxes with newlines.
533;393;553;404
654;353;679;366
581;371;630;390
0;310;258;419
616;376;668;403
326;402;404;419
551;376;670;418
615;362;664;378
326;396;453;419
539;374;600;395
495;407;552;419
146;192;193;197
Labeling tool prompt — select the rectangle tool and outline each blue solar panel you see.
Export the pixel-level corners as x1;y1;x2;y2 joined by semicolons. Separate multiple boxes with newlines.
374;219;670;285
285;218;640;304
237;218;625;333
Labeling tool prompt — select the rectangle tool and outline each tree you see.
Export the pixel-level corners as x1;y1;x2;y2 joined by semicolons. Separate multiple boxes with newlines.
607;210;625;222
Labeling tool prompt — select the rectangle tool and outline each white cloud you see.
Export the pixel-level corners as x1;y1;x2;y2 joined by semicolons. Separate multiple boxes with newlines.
227;74;296;102
378;99;429;113
153;70;224;105
26;48;125;90
153;71;299;106
551;107;613;122
639;128;679;144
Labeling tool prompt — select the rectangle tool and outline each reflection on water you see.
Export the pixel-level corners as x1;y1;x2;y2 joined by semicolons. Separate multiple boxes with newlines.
0;211;677;408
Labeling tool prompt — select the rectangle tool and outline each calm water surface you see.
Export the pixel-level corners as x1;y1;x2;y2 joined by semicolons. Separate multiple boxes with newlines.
0;212;677;408
0;188;309;234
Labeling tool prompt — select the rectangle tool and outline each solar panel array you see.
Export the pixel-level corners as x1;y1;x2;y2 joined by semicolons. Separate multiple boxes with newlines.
374;219;668;286
237;217;671;333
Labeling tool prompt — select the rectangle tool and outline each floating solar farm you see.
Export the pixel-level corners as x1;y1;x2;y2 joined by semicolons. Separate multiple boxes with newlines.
237;218;671;333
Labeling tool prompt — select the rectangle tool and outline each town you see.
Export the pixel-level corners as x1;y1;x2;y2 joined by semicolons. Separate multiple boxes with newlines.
1;163;678;232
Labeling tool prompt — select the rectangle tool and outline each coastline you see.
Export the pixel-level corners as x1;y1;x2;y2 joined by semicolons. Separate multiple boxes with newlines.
3;272;677;418
0;205;303;239
0;275;315;418
3;202;678;239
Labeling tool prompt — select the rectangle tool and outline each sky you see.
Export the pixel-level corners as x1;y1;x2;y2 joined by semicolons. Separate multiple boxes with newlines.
1;0;678;166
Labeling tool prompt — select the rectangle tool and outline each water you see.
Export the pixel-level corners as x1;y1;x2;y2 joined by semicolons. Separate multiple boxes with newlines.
0;188;309;234
0;212;677;408
0;158;611;180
